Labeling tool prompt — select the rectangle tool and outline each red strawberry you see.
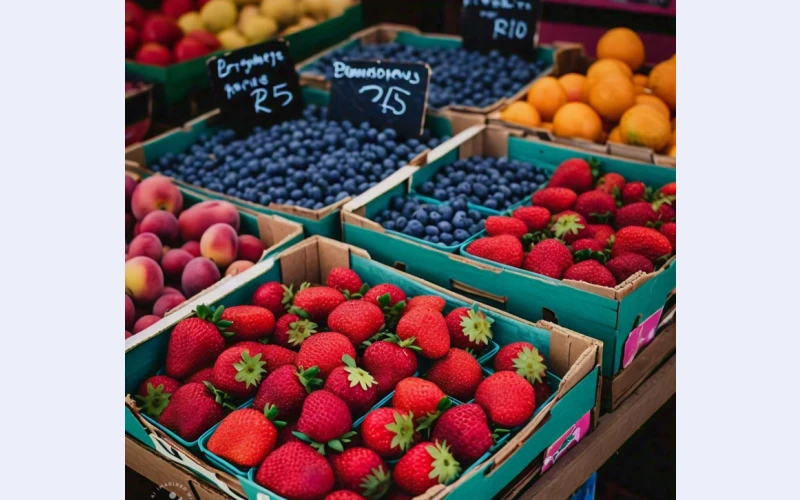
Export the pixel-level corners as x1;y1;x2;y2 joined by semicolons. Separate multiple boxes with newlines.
444;305;494;352
328;300;385;346
326;267;365;296
254;365;322;420
402;295;446;316
611;227;673;262
621;182;647;205
135;375;181;419
574;190;617;223
572;238;604;253
207;405;283;468
296;332;356;379
295;390;355;453
606;253;654;283
292;286;346;322
159;382;232;441
274;313;317;348
494;342;547;384
220;305;275;341
563;260;617;287
660;222;676;252
278;421;302;445
326;491;365;500
393;442;461;495
184;367;213;385
534;381;552;408
324;355;379;416
165;304;227;379
465;235;524;268
431;404;493;464
363;284;406;308
550;210;591;244
361;408;419;459
251;281;294;319
615;202;657;229
425;348;483;402
653;199;676;222
475;372;535;427
393;378;450;430
362;339;419;396
588;224;615;246
547;158;594;194
512;206;551;232
396;308;450;359
212;342;268;399
255;442;335;500
522;239;573;279
330;447;391;499
261;344;298;372
660;182;676;197
595;172;626;197
485;216;528;238
531;187;578;213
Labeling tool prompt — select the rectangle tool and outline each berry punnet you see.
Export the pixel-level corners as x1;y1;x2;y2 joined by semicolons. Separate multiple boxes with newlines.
372;196;487;247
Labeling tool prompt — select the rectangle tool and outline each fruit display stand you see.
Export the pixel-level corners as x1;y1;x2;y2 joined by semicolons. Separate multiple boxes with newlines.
341;124;675;410
125;236;603;500
124;86;484;240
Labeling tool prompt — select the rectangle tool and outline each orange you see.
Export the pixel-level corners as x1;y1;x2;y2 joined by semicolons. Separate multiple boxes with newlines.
618;104;671;151
558;73;590;103
552;102;603;143
668;129;676;147
540;122;554;132
648;58;676;110
586;59;633;86
596;28;646;71
499;101;541;128
608;126;622;143
671;116;676;130
634;94;670;119
632;74;648;86
527;77;568;121
588;74;636;122
633;84;648;95
666;145;676;157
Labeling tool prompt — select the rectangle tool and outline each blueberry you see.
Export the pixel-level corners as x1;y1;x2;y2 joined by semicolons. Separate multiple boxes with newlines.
454;229;470;241
452;198;467;211
425;225;440;236
428;211;442;224
433;189;448;201
395;216;408;230
437;221;453;233
412;209;429;225
418;181;435;195
438;205;453;221
429;235;440;243
382;220;396;231
404;219;425;237
440;232;454;245
452;211;468;229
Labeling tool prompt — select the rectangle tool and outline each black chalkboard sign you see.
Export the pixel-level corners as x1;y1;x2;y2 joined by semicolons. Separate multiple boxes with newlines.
461;0;541;57
327;60;432;138
205;39;303;128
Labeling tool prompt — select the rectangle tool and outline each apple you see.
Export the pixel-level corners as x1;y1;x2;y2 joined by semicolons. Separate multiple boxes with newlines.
135;43;174;66
173;37;211;62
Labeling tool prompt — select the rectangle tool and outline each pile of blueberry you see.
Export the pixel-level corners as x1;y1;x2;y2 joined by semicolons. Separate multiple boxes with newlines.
304;42;547;109
151;105;448;210
373;196;487;247
416;155;550;211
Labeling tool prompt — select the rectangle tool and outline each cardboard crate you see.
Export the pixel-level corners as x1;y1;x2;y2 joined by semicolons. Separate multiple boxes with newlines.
342;125;676;390
125;86;484;240
125;236;602;499
487;44;676;168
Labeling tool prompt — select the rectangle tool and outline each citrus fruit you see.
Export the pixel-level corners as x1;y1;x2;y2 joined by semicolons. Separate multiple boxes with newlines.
201;0;238;33
552;102;603;143
596;28;646;71
608;126;621;143
499;101;542;128
527;76;568;121
586;59;632;86
618;104;671;151
558;73;590;103
648;59;676;110
634;94;670;119
671;116;676;130
540;122;554;132
632;74;648;87
588;74;636;122
666;145;676;157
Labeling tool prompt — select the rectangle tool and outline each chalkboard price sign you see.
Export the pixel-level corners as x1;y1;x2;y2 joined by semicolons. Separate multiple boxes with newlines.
327;60;432;138
461;0;541;57
206;39;303;127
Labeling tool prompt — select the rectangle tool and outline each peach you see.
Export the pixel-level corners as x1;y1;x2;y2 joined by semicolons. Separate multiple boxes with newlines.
140;210;180;244
131;175;183;219
125;295;135;330
182;240;201;257
125;175;138;212
182;257;221;297
178;200;240;241
134;314;161;333
128;232;163;262
162;248;194;280
153;293;186;317
237;234;267;263
200;223;238;268
126;331;133;339
126;256;164;303
163;286;184;296
225;260;254;276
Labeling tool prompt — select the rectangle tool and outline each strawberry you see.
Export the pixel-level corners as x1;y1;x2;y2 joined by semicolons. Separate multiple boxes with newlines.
296;332;357;379
384;489;413;500
363;284;407;328
522;239;573;279
207;405;284;468
274;313;317;348
251;281;295;319
563;260;617;287
595;172;626;197
324;355;379;416
465;235;524;268
653;198;676;222
362;339;419;396
393;378;450;431
402;295;446;316
444;305;494;352
431;404;493;465
361;408;420;459
512;206;551;232
611;227;673;263
550;210;591;244
330;447;391;499
393;442;461;495
547;158;594;194
425;348;483;402
165;304;228;379
660;222;676;252
184;367;213;385
212;342;268;399
615;202;657;229
606;253;654;283
574;190;616;223
278;422;302;445
294;390;356;454
292;285;346;322
135;375;181;419
254;365;322;419
326;491;366;500
621;181;647;205
475;372;535;427
255;442;335;500
572;238;604;253
494;342;547;384
531;187;578;213
159;382;233;441
660;182;676;198
485;216;528;238
328;300;385;346
261;344;299;372
587;224;615;246
220;305;275;341
326;267;366;297
396;308;450;359
534;381;552;408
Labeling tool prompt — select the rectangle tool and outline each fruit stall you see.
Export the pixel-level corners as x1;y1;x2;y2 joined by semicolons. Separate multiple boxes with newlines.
125;1;676;499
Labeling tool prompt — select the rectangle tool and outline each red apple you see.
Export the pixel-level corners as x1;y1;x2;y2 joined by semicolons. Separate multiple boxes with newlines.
173;36;211;62
125;1;148;29
162;0;196;19
135;43;174;67
141;15;183;47
125;26;141;57
187;30;221;51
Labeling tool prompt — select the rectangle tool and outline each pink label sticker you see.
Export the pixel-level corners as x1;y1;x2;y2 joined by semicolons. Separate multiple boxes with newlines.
542;411;591;473
622;307;665;369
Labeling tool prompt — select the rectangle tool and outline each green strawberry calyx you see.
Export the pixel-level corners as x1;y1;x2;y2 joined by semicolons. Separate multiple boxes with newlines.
203;381;237;411
342;355;376;391
551;214;585;240
491;428;510;442
282;282;311;310
513;346;547;384
262;404;287;428
383;333;422;352
459;304;494;345
295;365;323;393
385;410;416;453
344;283;371;301
233;350;267;388
377;294;406;330
361;466;392;499
195;304;233;335
416;397;452;433
287;316;317;346
572;249;608;265
426;441;462;485
134;383;172;419
292;430;358;456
